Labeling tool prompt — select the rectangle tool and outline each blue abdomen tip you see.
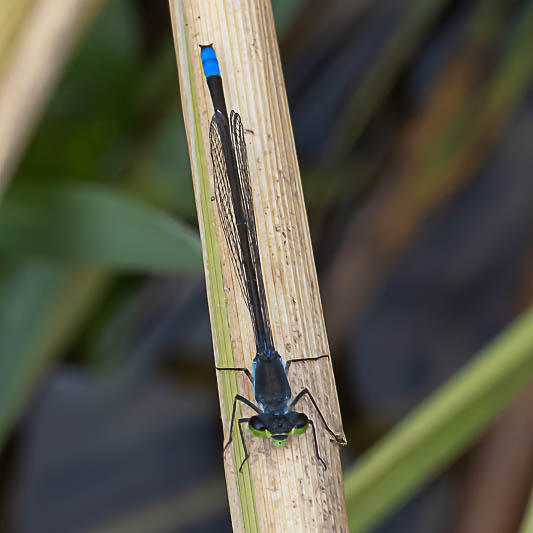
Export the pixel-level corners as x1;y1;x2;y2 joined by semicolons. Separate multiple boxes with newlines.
200;45;220;78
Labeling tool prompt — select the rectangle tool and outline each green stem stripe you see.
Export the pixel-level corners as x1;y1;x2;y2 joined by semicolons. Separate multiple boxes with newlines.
171;2;259;531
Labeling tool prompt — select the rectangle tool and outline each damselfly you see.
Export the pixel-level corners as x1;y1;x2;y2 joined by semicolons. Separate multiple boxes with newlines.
201;45;343;471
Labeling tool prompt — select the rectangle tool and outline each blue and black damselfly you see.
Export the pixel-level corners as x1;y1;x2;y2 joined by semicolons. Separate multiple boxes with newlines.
201;45;343;472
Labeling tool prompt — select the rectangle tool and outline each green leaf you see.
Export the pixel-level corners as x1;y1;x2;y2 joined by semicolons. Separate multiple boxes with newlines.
0;183;202;271
344;308;533;532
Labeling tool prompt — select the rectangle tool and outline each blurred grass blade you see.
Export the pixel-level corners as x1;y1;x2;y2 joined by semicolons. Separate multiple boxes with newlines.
344;308;533;532
324;0;449;160
0;183;201;271
0;262;109;450
520;488;533;533
0;0;106;189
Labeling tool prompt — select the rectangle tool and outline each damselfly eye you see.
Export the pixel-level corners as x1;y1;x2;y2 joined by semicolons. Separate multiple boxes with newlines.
249;416;266;431
294;413;308;428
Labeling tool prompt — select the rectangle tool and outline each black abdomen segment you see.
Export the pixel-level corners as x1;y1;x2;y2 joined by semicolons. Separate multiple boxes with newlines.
204;45;275;353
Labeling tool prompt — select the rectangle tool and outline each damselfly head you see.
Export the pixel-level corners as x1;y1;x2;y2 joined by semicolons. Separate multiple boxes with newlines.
249;412;310;447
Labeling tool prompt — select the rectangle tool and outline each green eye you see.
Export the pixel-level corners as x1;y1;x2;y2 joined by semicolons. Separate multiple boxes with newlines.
290;423;308;436
249;426;267;437
290;413;309;436
249;416;268;437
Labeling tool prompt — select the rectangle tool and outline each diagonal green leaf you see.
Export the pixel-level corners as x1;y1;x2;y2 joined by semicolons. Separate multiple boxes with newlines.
520;488;533;533
0;183;202;271
344;308;533;532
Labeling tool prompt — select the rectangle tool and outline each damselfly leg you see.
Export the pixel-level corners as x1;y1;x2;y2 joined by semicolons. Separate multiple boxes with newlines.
308;420;327;469
222;394;261;471
236;418;251;472
285;354;330;376
290;388;345;444
224;394;261;449
215;366;253;384
216;354;329;383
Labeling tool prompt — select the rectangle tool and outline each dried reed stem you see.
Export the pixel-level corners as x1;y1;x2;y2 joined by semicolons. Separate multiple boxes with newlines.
168;1;347;531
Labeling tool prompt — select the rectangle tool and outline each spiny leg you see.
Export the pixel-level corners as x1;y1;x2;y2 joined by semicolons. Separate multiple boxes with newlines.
285;354;329;376
290;388;343;443
237;417;251;472
224;394;261;451
308;419;327;470
216;366;253;384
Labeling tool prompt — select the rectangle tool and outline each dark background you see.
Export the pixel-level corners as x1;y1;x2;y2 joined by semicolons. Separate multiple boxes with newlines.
1;0;532;532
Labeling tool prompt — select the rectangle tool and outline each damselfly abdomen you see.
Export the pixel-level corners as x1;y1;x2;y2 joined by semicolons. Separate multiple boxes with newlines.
201;44;343;472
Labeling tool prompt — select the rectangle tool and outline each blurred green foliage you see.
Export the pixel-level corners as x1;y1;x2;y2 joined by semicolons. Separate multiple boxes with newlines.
0;183;201;270
344;307;533;531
